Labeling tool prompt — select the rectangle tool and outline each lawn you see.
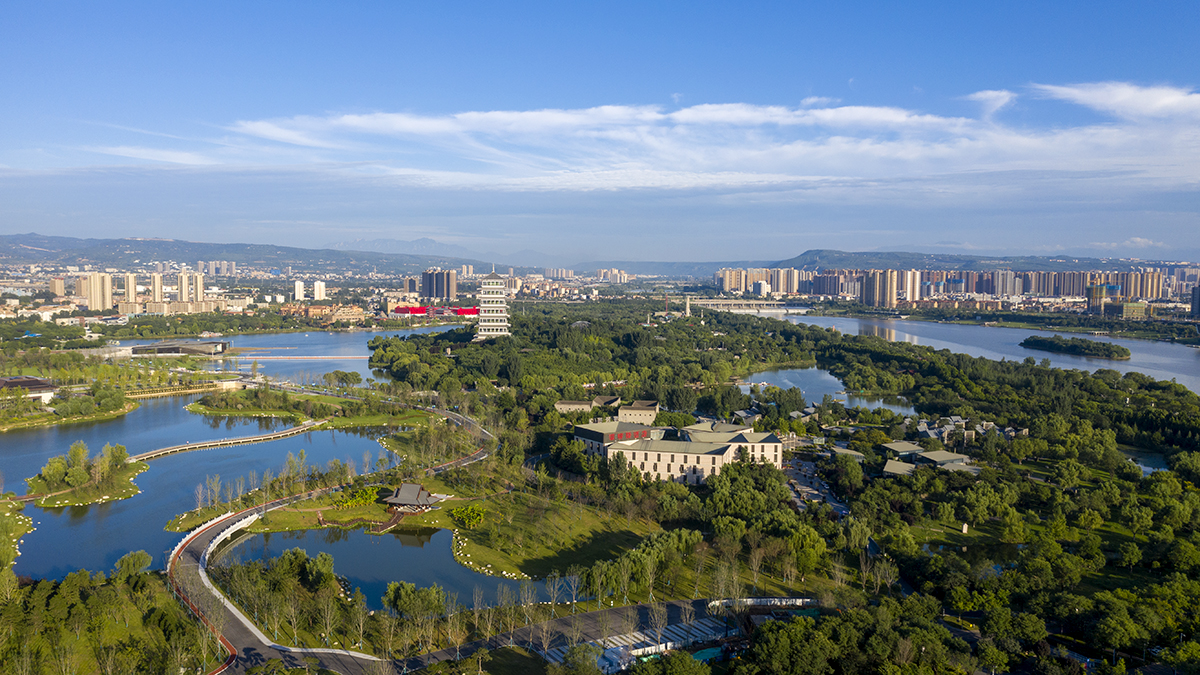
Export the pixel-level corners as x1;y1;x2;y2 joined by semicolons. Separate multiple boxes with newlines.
0;498;34;571
26;461;150;508
0;399;141;433
481;647;548;675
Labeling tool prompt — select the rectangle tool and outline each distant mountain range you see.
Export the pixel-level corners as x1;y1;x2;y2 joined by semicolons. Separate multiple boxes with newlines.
0;233;515;275
1;233;1184;277
323;238;560;269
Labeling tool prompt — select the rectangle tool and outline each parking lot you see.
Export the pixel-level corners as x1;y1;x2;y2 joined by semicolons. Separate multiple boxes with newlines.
785;458;849;516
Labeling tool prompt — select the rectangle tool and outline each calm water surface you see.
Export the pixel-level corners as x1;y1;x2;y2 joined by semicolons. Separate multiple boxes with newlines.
220;527;532;610
119;325;454;383
15;429;389;579
780;315;1200;394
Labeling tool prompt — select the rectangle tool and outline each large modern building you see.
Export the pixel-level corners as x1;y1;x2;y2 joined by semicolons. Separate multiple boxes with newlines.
131;340;231;356
617;400;659;424
83;272;113;311
421;269;457;300
150;273;164;302
1193;286;1200;317
861;270;898;308
475;272;511;339
313;280;327;301
177;272;205;303
123;273;137;303
0;376;58;404
573;420;656;455
574;419;783;484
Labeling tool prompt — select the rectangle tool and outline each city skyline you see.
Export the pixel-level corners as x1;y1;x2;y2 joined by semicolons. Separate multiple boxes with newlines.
1;2;1198;260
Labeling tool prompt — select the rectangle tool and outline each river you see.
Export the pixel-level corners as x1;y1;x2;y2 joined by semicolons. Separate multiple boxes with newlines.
778;315;1200;394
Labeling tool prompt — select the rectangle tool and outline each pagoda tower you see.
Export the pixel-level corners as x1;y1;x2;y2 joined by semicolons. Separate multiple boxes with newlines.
475;272;511;340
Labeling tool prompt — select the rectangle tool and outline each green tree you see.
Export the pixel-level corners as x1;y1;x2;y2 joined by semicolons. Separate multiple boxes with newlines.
1118;542;1142;571
113;550;152;583
631;650;712;675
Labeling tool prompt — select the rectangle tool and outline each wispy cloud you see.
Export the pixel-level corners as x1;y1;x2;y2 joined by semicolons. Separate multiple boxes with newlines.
1088;237;1167;250
1034;82;1200;119
964;89;1016;120
87;146;219;165
42;82;1200;209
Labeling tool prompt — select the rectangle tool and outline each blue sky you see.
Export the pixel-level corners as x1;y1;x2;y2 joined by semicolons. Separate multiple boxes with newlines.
1;2;1198;263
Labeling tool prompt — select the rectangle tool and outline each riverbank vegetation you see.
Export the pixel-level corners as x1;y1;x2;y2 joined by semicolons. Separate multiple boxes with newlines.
812;302;1200;345
0;551;229;674
0;498;34;595
1020;334;1132;360
190;386;433;429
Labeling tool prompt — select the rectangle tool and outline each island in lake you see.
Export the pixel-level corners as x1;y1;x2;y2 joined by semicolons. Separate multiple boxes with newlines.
1020;334;1132;359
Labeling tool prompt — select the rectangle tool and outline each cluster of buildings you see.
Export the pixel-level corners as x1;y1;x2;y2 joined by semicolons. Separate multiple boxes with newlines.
572;414;785;485
278;303;366;324
714;265;1189;312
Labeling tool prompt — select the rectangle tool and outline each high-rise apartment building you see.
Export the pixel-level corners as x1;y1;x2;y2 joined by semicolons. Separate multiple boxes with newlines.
150;273;164;302
461;265;474;277
861;270;898;308
294;280;305;301
899;269;921;301
476;273;511;340
313;281;327;301
420;269;457;300
84;272;113;311
177;272;205;302
124;273;137;302
1192;286;1200;317
993;270;1021;297
49;278;66;297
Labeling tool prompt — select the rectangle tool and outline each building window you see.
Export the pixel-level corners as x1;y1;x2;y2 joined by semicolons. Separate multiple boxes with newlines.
670;454;675;462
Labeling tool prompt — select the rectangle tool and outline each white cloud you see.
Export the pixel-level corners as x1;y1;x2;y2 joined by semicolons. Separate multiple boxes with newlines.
87;146;218;165
964;90;1016;119
50;81;1200;210
1033;82;1200;119
1088;237;1166;250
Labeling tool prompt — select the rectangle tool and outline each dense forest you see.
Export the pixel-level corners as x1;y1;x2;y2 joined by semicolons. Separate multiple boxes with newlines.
1018;335;1131;360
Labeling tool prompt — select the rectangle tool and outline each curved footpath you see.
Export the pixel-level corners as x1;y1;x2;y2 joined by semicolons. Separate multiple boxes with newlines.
172;493;723;674
131;418;327;462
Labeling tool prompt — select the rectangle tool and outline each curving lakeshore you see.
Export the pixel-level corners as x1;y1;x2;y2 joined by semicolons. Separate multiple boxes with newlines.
771;314;1200;394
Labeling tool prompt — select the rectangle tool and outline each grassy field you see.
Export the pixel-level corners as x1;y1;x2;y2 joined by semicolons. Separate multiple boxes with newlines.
186;394;431;430
25;461;150;508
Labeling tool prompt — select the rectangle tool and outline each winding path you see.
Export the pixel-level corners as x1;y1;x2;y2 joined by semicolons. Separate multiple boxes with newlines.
171;493;725;674
131;418;328;462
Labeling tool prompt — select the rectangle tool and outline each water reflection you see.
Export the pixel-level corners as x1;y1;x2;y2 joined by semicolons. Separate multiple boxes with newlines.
200;415;291;432
217;527;531;609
